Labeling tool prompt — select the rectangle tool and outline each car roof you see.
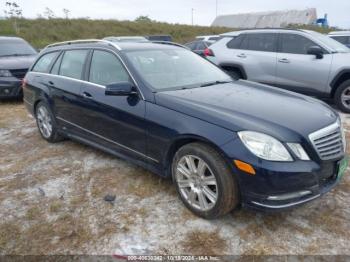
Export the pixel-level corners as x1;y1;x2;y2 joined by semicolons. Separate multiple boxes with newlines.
328;31;350;36
44;39;185;52
0;36;26;41
220;28;307;36
103;36;147;40
196;35;219;38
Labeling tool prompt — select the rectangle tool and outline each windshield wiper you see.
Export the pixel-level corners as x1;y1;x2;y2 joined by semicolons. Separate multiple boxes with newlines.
200;80;232;87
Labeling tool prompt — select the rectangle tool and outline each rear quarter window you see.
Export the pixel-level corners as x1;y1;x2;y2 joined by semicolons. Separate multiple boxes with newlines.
59;50;89;80
32;52;58;73
226;35;244;49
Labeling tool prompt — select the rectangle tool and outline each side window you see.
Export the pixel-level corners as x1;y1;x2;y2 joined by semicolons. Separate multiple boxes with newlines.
185;42;197;50
89;50;130;86
226;35;244;49
244;33;277;52
331;36;349;45
280;34;320;55
51;52;63;75
196;42;207;50
59;50;89;80
32;52;58;73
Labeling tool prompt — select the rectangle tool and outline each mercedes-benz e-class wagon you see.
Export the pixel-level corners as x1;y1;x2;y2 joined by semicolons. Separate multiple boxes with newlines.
23;39;348;219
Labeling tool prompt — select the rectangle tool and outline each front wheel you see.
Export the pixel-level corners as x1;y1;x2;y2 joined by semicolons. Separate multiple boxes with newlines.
172;142;239;219
334;79;350;113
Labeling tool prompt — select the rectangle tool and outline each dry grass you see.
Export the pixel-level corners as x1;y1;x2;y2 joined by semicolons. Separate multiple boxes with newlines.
181;230;227;255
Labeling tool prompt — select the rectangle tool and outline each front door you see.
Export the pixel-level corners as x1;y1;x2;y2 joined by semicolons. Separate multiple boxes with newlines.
275;33;332;94
77;49;148;162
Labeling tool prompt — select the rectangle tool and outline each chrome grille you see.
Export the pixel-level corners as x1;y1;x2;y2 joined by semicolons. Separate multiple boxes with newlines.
309;121;345;161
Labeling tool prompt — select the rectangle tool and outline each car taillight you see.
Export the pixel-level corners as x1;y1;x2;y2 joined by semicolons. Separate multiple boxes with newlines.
204;48;214;57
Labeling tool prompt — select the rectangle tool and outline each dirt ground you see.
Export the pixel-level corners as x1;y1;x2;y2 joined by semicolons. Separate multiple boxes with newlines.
0;101;350;256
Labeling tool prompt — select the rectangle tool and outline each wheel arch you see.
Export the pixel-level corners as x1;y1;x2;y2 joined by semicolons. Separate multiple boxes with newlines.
218;63;247;80
163;134;231;179
330;69;350;97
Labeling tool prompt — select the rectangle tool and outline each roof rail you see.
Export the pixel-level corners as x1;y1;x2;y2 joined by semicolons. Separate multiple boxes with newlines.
151;41;189;49
45;39;121;50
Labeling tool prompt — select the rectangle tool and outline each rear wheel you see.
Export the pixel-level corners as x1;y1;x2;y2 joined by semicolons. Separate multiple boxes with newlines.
35;102;64;143
172;142;239;219
335;79;350;113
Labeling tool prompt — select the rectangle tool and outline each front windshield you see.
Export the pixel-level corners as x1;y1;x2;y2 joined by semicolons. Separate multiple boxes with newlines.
307;30;350;53
125;48;231;90
0;39;37;57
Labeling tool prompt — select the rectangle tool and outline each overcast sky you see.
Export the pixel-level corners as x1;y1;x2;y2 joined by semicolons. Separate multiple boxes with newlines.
4;0;350;28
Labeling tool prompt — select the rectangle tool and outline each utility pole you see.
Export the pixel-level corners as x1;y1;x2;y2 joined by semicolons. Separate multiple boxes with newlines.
216;0;218;17
191;8;194;25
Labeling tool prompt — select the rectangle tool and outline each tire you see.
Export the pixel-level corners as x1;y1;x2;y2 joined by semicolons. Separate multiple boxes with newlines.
172;142;239;219
334;79;350;113
224;69;241;80
35;101;64;143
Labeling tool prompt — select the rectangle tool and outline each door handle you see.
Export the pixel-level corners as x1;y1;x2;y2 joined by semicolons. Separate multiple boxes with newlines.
82;92;93;99
48;81;55;86
237;54;247;58
278;58;290;63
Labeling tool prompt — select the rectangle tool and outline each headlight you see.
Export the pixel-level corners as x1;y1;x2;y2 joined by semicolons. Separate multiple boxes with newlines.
287;143;310;160
0;69;12;77
238;131;293;161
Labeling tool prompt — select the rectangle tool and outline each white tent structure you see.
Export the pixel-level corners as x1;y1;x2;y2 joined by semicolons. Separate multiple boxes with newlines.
212;8;317;28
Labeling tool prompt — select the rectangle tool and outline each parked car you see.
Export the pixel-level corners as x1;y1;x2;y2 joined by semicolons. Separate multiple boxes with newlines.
23;39;347;219
0;36;37;99
207;29;350;113
146;35;172;42
103;36;149;43
196;35;222;42
328;31;350;48
184;40;213;57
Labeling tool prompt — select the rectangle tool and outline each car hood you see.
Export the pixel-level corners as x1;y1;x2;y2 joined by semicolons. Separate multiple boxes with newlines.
0;55;37;70
154;80;338;141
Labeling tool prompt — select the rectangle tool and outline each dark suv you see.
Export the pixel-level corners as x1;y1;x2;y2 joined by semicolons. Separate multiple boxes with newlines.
24;39;347;219
0;36;37;99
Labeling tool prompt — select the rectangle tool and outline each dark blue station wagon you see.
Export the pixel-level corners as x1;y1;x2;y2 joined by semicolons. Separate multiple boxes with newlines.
23;40;348;219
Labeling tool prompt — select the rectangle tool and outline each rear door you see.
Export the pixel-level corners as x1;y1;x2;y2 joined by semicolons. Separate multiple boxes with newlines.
49;49;90;132
76;49;148;162
275;33;332;94
226;33;278;84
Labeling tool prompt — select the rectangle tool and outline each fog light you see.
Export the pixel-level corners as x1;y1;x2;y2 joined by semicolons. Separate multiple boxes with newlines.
267;190;312;201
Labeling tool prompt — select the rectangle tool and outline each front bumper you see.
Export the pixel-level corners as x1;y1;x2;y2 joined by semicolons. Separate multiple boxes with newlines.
0;77;23;98
221;140;346;211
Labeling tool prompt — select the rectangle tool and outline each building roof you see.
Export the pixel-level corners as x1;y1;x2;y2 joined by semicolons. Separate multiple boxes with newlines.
212;8;317;29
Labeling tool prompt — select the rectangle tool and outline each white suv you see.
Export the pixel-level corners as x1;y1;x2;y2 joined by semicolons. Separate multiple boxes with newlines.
208;29;350;113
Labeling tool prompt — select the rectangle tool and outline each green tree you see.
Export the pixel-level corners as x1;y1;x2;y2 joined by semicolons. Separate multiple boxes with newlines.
135;15;152;23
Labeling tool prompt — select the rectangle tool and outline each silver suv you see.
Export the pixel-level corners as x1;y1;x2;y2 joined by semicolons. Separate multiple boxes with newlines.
328;31;350;48
208;29;350;113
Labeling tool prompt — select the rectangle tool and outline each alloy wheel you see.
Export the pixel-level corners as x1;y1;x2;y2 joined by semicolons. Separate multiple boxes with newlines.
341;86;350;110
37;106;53;139
175;155;218;211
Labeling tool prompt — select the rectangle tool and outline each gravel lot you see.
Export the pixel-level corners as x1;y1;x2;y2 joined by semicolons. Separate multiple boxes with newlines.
0;101;350;256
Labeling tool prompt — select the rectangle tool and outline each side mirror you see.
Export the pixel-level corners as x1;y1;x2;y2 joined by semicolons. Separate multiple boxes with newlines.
105;82;137;96
307;46;324;59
